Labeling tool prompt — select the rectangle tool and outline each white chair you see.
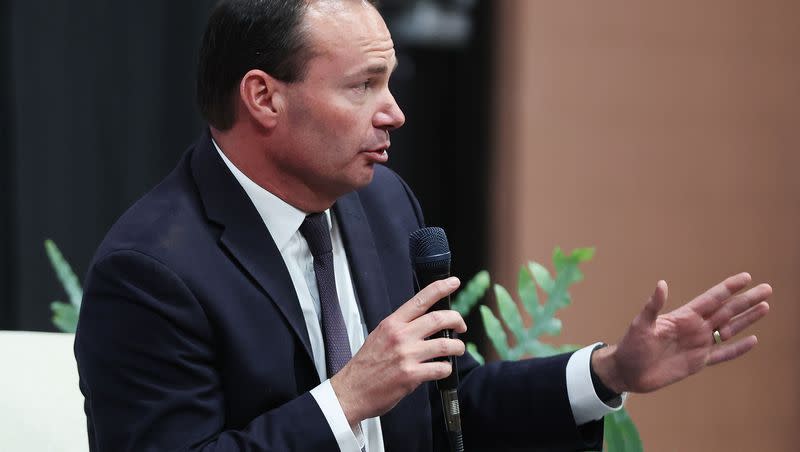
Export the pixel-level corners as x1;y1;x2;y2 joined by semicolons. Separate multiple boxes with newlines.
0;331;88;452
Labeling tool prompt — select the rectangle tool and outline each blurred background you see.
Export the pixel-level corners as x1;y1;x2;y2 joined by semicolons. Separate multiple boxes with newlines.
1;0;797;450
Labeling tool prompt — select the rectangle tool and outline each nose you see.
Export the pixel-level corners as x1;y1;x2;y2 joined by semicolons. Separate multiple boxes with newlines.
373;91;405;131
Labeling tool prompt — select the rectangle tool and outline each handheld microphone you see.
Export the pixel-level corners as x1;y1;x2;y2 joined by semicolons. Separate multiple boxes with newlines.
409;227;464;452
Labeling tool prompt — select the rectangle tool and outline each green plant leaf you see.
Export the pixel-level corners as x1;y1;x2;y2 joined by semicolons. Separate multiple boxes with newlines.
528;262;554;294
452;270;491;316
554;247;595;285
553;247;595;270
50;301;79;333
571;247;596;263
517;264;541;321
522;338;554;358
479;305;509;360
553;247;569;272
494;284;525;343
466;342;484;365
542;265;575;314
45;239;83;308
604;408;643;452
604;410;624;452
538;317;562;337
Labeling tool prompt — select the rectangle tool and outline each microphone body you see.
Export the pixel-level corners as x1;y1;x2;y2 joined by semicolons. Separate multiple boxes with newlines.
409;227;464;452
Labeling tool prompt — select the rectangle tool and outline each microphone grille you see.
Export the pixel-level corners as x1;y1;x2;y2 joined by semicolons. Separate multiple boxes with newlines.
409;227;450;259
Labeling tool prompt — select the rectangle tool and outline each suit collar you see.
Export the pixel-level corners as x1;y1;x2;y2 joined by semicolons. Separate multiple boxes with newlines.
212;138;310;251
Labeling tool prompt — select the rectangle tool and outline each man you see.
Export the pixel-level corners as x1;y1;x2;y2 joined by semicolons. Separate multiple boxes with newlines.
74;0;771;450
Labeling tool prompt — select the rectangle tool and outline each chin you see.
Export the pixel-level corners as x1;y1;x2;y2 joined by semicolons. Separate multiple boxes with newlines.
345;168;376;192
354;173;375;189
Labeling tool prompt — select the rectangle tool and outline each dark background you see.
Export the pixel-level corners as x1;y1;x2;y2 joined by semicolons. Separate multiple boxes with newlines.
1;0;492;337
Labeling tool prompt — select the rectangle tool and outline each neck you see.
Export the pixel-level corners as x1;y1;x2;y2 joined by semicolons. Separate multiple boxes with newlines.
210;127;338;213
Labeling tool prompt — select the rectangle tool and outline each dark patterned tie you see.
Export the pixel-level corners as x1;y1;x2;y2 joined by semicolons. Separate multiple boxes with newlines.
299;212;352;378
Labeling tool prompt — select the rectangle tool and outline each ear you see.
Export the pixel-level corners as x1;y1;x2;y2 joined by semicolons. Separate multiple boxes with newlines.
239;69;284;130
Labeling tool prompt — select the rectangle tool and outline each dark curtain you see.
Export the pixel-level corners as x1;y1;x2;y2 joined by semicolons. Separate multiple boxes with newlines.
5;1;217;330
388;1;493;347
2;1;491;333
1;0;13;328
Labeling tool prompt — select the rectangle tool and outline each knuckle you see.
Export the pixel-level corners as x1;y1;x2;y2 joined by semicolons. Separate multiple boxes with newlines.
429;310;444;327
375;319;387;333
412;294;426;308
387;327;404;346
376;317;392;333
395;343;412;359
438;340;450;356
399;361;416;380
379;319;403;344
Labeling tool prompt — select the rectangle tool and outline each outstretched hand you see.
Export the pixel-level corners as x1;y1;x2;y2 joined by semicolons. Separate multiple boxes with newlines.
593;272;771;394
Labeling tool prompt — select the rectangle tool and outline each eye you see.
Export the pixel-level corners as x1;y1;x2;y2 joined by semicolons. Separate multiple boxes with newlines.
354;80;372;92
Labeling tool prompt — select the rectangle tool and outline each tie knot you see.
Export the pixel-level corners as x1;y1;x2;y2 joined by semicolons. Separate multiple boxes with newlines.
299;212;333;257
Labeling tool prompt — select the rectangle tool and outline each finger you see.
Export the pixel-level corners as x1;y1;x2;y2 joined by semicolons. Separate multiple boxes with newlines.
640;280;668;324
707;335;758;366
408;310;467;338
718;301;770;340
708;283;772;328
686;272;752;318
411;338;466;362
413;361;454;383
393;277;460;322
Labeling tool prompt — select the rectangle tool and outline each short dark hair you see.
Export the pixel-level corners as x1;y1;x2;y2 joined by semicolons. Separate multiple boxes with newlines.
197;0;378;130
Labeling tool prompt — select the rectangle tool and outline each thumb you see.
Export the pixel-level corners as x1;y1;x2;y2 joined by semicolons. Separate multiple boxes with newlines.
641;280;668;324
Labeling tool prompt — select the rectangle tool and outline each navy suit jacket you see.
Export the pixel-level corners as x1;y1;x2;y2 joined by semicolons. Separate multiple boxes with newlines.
75;130;602;451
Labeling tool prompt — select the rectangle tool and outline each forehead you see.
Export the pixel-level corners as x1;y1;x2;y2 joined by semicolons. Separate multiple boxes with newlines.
302;1;395;70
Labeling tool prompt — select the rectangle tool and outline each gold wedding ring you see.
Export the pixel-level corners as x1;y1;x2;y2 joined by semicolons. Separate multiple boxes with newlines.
712;329;722;345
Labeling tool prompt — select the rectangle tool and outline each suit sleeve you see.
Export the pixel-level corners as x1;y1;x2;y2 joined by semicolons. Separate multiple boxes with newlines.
74;250;338;451
453;354;604;451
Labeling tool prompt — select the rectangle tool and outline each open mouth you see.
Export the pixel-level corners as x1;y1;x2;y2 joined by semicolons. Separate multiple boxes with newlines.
365;143;390;153
362;145;390;162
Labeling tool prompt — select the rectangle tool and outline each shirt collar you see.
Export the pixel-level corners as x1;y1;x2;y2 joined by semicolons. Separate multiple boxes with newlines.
212;139;332;251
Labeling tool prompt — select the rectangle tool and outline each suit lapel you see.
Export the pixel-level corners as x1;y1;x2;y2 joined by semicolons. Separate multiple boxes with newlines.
334;192;393;332
189;130;314;364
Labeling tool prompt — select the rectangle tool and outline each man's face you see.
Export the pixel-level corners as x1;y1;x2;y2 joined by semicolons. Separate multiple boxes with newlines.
273;1;405;201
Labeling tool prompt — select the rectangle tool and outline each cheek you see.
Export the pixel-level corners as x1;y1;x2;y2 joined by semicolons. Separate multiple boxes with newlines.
289;92;373;154
319;111;368;152
324;99;364;130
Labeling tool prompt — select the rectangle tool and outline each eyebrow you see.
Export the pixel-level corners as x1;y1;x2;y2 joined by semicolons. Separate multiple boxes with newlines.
362;59;399;76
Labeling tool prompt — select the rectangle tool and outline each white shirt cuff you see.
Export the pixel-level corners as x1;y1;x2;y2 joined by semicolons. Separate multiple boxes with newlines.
310;379;365;451
566;342;627;425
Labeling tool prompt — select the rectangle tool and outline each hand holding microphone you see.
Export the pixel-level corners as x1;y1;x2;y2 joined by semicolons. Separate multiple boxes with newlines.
329;274;466;428
329;227;466;450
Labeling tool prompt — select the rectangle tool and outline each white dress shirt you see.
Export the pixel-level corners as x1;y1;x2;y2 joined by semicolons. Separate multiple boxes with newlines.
215;141;623;451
